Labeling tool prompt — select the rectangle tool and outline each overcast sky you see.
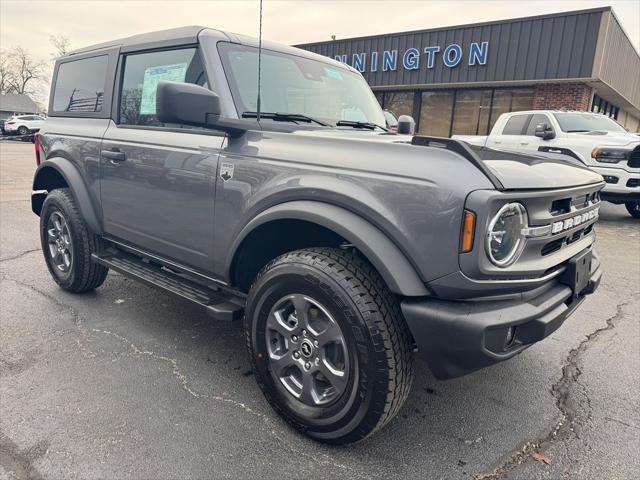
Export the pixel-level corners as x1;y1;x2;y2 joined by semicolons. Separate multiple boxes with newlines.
2;0;639;57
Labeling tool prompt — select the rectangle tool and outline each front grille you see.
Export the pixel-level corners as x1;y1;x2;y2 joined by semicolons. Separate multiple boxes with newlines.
629;146;640;169
522;185;600;264
627;179;640;188
541;224;593;256
541;238;564;256
547;191;600;216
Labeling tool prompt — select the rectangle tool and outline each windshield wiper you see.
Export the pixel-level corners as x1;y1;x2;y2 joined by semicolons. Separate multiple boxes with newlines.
566;129;591;133
335;120;388;131
242;111;330;126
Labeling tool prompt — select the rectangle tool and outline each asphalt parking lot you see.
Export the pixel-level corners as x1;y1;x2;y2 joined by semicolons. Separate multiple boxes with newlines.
1;141;638;479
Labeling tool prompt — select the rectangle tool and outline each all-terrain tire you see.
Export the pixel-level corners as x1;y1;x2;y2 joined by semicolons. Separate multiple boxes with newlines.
40;188;108;292
625;202;640;219
245;247;414;444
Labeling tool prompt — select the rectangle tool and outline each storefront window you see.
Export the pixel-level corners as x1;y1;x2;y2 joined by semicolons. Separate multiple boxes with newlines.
489;88;534;130
419;90;454;136
451;89;492;135
511;89;535;111
382;91;414;118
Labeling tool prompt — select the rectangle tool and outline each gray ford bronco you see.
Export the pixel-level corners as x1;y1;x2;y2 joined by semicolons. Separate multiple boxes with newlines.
32;26;604;444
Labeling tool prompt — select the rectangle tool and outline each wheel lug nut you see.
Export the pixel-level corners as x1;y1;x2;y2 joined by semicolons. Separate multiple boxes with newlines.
302;330;307;337
314;340;319;347
291;335;298;342
315;357;320;365
304;362;311;370
293;351;300;359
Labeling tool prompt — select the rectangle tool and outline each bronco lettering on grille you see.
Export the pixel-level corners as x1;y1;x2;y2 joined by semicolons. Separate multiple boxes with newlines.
551;208;599;234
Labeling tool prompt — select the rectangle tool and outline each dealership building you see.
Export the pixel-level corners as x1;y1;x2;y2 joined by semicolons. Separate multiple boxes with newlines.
297;7;640;135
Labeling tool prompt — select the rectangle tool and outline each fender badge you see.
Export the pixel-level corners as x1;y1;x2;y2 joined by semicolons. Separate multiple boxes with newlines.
220;162;234;182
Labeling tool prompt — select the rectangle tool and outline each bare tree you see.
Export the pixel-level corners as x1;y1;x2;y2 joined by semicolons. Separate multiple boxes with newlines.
0;47;46;95
0;50;12;94
49;34;70;57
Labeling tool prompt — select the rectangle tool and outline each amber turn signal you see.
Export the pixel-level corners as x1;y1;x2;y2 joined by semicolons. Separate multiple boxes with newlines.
460;210;476;253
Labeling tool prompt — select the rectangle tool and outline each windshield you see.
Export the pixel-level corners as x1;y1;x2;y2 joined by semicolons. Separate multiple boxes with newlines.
218;43;385;127
553;113;626;133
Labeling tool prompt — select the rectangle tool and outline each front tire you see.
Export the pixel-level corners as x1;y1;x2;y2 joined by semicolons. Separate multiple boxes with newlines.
40;188;108;292
245;248;414;444
17;126;28;135
625;202;640;218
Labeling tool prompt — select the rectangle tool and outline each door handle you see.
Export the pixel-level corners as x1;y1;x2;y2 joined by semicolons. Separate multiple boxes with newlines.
520;142;529;145
493;140;501;144
101;149;126;163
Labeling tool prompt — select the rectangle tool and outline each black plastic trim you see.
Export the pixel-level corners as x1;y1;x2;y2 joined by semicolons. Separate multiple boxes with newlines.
411;135;504;189
402;254;601;379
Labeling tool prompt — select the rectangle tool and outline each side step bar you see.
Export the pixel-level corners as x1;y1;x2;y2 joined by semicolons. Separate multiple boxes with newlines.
91;251;244;321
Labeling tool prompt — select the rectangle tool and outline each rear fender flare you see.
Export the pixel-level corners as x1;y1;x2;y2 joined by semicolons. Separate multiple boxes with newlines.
32;157;102;235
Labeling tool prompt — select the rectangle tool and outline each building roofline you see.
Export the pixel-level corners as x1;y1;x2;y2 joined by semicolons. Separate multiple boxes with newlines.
607;7;640;57
295;6;612;47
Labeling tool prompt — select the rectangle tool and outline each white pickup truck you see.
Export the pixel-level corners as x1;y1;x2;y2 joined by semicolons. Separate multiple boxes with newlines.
454;110;640;217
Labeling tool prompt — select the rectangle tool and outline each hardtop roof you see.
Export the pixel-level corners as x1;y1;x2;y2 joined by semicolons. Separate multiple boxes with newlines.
65;26;356;73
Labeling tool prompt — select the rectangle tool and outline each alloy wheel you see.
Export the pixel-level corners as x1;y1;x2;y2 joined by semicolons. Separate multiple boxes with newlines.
265;294;349;407
47;210;73;273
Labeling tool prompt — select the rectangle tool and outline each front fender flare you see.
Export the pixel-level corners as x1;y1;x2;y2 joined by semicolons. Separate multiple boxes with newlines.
227;201;429;297
32;158;102;235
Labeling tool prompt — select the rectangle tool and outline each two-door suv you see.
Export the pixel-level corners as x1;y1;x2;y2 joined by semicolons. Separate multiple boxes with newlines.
32;27;603;444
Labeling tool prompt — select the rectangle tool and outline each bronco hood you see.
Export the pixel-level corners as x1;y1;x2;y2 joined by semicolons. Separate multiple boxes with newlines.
408;135;602;190
469;145;604;190
288;128;604;190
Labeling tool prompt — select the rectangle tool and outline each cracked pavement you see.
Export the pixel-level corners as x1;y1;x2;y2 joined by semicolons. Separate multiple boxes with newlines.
1;142;639;479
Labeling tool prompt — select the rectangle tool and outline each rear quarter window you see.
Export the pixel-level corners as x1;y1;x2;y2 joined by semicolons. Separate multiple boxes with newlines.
52;55;108;113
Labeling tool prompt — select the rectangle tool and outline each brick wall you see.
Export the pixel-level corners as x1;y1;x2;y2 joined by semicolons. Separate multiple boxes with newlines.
533;83;592;111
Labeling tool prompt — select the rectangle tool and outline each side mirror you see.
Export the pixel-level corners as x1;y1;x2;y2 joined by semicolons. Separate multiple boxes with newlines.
156;81;248;138
534;123;555;140
397;115;416;135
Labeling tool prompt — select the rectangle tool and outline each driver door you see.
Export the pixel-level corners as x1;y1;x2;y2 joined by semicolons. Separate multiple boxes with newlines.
100;47;225;273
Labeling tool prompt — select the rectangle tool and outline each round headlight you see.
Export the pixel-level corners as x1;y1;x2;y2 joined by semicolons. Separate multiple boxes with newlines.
486;203;528;267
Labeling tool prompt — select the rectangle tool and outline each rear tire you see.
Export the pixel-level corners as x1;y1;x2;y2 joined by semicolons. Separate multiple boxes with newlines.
17;126;28;135
40;188;108;293
245;247;414;444
625;202;640;218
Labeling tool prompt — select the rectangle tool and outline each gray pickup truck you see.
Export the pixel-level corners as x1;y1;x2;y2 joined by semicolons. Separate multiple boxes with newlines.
32;26;603;444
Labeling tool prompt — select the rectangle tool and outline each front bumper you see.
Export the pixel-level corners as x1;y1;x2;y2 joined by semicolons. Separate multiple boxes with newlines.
599;191;640;204
592;165;639;199
402;251;602;380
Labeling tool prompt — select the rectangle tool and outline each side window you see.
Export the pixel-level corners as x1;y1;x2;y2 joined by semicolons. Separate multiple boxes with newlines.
119;48;207;127
52;56;108;112
502;114;529;135
525;114;552;136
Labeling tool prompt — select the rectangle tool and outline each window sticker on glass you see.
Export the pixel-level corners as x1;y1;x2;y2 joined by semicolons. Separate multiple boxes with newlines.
324;67;343;80
140;63;188;114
